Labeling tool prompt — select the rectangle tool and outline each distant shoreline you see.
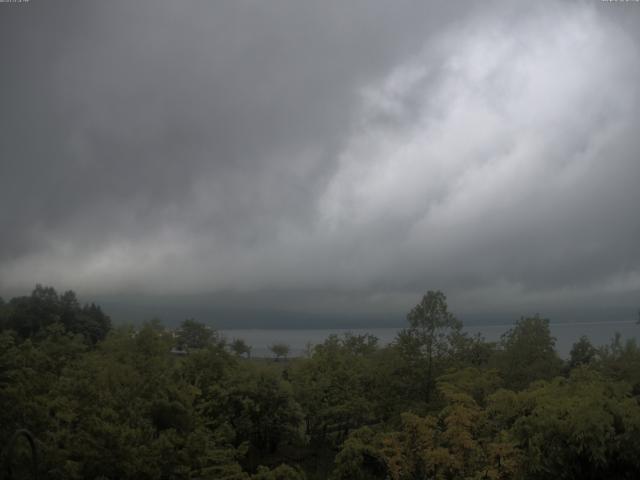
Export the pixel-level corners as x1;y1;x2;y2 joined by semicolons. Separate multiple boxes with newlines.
218;319;638;331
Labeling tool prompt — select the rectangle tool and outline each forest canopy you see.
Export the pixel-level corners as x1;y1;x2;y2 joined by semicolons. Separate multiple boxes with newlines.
1;286;640;479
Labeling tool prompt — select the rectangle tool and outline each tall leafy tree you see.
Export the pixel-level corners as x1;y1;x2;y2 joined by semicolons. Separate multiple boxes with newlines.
230;338;252;358
568;335;597;369
495;315;562;390
177;318;215;350
597;333;640;390
395;290;463;402
0;286;111;344
291;334;382;449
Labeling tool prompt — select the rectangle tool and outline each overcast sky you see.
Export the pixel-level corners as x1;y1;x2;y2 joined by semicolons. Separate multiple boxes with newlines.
1;0;639;324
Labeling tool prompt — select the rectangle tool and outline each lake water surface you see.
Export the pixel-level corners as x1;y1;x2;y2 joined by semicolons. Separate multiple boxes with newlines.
222;321;640;358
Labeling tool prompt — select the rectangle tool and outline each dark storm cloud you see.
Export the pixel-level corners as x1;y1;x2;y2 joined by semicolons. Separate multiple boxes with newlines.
0;0;465;276
1;0;460;253
1;0;640;320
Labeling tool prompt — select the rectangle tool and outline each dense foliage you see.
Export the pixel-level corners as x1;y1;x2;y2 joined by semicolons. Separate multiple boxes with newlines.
1;287;640;479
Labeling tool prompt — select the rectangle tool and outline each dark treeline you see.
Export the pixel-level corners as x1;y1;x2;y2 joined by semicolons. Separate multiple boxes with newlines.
1;287;640;479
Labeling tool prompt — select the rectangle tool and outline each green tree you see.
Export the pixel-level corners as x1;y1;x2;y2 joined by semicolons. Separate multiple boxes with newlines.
395;290;463;402
60;291;112;345
597;333;640;390
330;427;386;480
227;367;303;458
1;286;110;344
269;343;290;362
494;370;640;480
4;285;61;339
40;325;248;480
177;318;215;350
290;334;380;449
231;338;252;358
568;335;597;369
495;315;562;390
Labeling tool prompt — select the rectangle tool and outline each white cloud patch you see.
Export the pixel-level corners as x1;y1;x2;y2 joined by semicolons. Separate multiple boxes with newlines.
315;3;640;309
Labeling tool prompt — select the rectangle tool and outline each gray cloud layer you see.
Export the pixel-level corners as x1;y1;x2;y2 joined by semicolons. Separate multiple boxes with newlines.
1;0;639;322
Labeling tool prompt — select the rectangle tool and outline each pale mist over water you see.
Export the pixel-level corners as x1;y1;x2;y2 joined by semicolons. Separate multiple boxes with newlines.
223;321;640;358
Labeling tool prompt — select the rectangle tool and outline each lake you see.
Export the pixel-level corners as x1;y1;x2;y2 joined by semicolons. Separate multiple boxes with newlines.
222;320;640;358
